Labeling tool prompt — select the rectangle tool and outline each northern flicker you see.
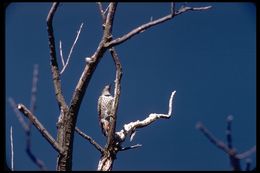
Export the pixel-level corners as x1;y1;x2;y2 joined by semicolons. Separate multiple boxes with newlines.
98;85;114;137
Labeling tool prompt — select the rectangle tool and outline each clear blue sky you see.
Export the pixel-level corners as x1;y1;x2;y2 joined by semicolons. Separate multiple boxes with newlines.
5;2;256;171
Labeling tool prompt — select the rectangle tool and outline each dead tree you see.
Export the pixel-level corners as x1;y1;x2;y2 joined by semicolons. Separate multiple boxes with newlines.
196;115;256;171
11;2;211;171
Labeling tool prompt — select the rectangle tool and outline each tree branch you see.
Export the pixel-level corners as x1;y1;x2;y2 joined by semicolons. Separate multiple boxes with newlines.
236;146;256;160
97;2;106;27
116;91;176;142
60;22;84;75
119;144;142;151
17;104;63;154
226;115;233;149
26;64;48;170
46;2;68;112
75;127;104;153
30;64;39;114
8;98;29;131
105;4;211;48
8;97;47;170
196;121;241;171
106;47;122;148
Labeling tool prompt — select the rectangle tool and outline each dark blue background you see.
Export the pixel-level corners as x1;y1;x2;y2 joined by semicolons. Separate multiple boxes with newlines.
5;2;256;170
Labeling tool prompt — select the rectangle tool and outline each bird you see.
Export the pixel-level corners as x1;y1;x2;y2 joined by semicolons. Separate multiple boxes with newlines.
98;84;114;137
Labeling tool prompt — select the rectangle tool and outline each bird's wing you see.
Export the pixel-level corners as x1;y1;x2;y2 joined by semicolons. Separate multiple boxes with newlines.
97;96;102;124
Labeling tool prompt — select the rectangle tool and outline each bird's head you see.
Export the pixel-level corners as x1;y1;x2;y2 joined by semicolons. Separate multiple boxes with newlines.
102;84;111;96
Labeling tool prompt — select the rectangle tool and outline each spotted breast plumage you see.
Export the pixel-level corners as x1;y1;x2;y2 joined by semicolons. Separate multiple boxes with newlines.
98;85;114;137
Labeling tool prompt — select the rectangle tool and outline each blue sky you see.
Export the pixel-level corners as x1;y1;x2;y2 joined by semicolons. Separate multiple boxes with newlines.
5;2;256;171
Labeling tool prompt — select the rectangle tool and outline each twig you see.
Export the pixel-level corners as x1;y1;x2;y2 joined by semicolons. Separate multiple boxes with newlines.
170;2;175;15
119;144;142;151
105;4;211;48
60;22;84;74
226;115;233;149
175;6;212;15
97;2;106;26
17;104;63;154
116;91;176;142
30;64;39;114
59;41;65;66
236;146;256;160
75;127;104;153
8;98;28;131
10;126;14;171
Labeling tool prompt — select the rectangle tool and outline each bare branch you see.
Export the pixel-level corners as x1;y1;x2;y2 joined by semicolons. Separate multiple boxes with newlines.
226;115;233;149
236;146;256;160
10;126;14;171
171;2;175;15
46;2;68;111
9;97;47;170
8;98;29;131
60;22;84;75
175;5;212;15
119;144;142;151
17;104;63;154
106;47;122;147
103;3;117;39
196;121;241;171
30;64;39;113
26;64;48;170
97;2;106;26
116;91;176;142
196;122;233;156
245;158;251;171
105;5;211;48
59;41;65;66
75;127;104;153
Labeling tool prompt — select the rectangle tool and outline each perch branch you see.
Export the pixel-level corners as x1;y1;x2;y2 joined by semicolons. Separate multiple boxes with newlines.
116;91;176;142
75;127;104;153
105;4;211;48
17;104;63;154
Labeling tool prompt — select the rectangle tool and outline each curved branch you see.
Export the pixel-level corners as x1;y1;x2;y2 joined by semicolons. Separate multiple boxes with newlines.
116;91;176;142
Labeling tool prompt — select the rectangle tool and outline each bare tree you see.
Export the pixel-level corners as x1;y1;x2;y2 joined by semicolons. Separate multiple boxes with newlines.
9;2;212;171
196;115;256;171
